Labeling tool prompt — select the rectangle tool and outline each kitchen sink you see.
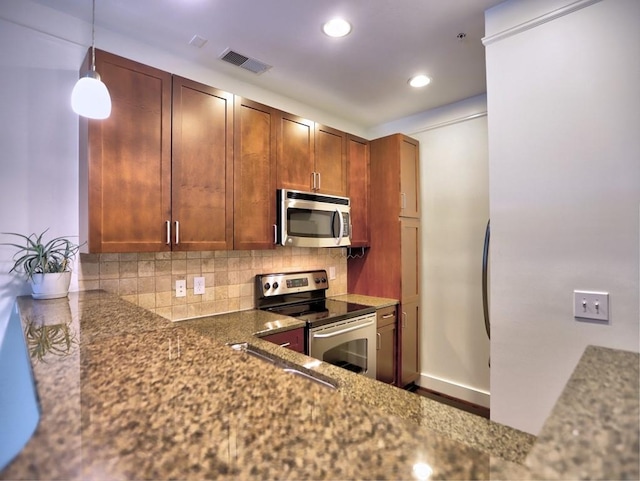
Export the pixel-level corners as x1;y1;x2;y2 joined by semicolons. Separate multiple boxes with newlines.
228;342;337;390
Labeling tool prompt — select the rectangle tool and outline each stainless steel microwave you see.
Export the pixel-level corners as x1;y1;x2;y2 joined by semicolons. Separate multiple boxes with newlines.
276;189;351;248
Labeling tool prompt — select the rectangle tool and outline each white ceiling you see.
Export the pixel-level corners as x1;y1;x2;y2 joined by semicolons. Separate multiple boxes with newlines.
30;0;504;129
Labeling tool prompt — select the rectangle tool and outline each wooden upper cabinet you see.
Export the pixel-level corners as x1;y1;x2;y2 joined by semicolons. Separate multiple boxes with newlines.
80;49;172;253
171;76;234;251
233;97;277;250
347;134;370;246
399;136;420;218
276;111;315;192
314;124;347;196
80;51;235;254
365;134;420;219
276;112;347;195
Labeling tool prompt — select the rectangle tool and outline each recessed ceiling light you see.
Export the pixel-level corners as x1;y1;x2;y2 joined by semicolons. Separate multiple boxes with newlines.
408;75;431;88
322;18;352;38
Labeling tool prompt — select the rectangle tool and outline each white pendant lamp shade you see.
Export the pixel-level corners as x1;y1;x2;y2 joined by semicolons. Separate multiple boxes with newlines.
71;70;111;119
71;0;111;119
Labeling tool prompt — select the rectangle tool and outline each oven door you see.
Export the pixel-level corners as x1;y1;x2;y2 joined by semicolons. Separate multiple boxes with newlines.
277;189;351;248
308;313;376;379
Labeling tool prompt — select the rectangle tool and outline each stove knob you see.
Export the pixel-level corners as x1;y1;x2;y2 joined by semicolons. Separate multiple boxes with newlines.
321;278;327;283
314;277;321;284
263;283;271;291
272;282;279;289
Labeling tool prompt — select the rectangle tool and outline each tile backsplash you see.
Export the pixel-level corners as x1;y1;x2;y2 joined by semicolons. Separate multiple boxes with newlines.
78;247;347;321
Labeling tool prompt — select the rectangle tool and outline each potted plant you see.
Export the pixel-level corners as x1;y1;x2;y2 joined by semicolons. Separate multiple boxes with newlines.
2;229;82;299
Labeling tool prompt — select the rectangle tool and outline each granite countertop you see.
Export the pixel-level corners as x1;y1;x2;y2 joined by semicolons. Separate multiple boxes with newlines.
1;290;637;480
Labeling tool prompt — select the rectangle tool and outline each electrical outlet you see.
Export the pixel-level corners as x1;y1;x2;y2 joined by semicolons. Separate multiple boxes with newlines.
175;279;186;298
194;276;205;295
329;266;336;280
574;290;609;322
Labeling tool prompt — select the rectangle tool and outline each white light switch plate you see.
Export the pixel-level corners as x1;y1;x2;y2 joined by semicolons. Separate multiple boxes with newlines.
176;279;186;298
194;276;205;295
573;290;609;322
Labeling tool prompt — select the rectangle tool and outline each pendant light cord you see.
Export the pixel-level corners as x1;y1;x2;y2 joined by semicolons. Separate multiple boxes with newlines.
91;0;96;72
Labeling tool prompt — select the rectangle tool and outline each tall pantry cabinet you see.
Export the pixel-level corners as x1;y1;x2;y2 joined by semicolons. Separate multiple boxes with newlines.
347;133;421;387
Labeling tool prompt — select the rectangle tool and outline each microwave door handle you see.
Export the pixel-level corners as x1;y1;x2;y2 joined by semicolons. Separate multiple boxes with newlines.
335;208;344;245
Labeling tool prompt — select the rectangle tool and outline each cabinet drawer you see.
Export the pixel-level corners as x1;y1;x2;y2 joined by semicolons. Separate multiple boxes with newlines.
261;328;305;353
377;305;397;328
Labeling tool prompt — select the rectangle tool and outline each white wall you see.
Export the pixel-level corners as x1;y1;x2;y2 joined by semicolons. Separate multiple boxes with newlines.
485;0;640;434
0;16;84;322
416;114;490;407
373;95;491;407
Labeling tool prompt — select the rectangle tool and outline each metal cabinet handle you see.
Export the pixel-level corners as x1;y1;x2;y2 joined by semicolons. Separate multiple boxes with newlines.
279;342;291;348
377;332;381;350
316;172;321;190
401;192;407;210
381;313;394;319
311;172;316;190
175;220;180;244
273;224;277;244
402;312;407;328
166;221;171;245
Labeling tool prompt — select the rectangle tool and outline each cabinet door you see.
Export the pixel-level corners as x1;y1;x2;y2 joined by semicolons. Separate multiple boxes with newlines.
276;111;315;192
377;323;396;384
399;300;420;386
314;124;347;196
400;136;420;218
400;218;420;302
400;218;420;387
347;135;370;246
234;97;277;250
82;50;172;253
171;76;233;251
376;305;397;384
261;328;305;353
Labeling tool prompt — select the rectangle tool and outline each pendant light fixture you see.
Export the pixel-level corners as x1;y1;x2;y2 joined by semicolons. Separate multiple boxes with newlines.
71;0;111;119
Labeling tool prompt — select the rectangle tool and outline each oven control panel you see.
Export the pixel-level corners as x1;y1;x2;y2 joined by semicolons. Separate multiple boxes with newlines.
256;270;328;298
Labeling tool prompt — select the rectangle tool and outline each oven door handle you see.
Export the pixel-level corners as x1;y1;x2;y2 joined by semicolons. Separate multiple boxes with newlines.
335;208;345;246
311;319;375;339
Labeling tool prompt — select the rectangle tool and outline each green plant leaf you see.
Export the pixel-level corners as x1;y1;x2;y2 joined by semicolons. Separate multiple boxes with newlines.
1;229;83;279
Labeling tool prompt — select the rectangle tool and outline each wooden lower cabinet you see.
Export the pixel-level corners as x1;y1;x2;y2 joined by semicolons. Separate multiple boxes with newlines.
261;328;305;354
399;300;420;386
376;305;397;385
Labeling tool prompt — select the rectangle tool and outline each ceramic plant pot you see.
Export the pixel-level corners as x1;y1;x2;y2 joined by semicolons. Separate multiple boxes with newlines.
29;272;72;300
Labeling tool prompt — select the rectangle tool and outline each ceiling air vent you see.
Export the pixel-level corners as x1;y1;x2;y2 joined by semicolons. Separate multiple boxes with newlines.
219;48;272;75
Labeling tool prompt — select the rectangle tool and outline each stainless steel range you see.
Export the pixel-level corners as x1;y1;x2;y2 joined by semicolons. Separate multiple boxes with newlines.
255;270;377;378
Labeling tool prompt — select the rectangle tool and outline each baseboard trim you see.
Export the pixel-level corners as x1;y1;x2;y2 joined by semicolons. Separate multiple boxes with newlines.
415;387;490;419
418;373;490;408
